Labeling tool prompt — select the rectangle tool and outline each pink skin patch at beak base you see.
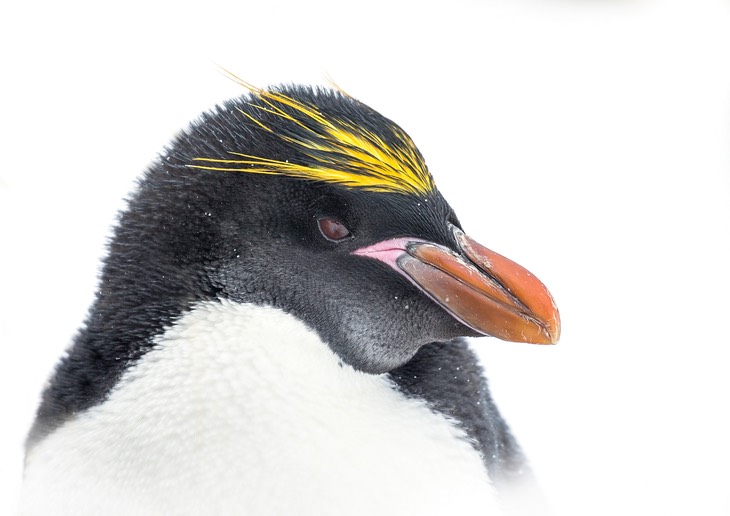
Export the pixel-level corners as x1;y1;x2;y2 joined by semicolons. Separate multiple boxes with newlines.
352;238;426;270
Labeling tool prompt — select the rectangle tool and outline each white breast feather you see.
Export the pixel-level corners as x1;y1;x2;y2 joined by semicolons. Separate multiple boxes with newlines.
20;301;500;515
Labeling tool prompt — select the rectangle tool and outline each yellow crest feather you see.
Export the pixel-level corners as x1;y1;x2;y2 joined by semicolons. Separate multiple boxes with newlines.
188;72;435;196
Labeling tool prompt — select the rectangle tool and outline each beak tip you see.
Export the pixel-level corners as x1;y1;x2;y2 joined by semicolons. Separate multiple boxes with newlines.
547;329;560;345
541;307;561;345
529;328;560;345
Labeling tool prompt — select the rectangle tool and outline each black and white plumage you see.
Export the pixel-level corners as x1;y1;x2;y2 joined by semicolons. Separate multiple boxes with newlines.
21;83;559;515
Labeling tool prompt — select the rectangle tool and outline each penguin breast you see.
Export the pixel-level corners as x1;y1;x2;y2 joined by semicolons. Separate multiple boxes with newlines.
21;301;499;515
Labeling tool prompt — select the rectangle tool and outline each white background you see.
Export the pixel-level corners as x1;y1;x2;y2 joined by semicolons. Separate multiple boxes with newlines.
1;1;729;514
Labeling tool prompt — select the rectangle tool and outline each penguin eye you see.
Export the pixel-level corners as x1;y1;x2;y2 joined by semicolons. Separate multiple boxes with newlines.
317;217;352;242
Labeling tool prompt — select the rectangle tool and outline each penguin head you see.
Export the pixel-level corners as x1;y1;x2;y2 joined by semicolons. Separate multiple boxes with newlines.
123;83;560;374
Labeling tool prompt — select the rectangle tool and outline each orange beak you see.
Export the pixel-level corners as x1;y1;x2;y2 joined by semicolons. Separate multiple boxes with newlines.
353;225;560;345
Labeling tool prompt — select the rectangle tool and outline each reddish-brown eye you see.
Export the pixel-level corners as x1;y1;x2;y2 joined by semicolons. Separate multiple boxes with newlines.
318;217;352;242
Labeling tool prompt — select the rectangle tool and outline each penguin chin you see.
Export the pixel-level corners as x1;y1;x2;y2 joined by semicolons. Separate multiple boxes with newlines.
316;302;479;375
